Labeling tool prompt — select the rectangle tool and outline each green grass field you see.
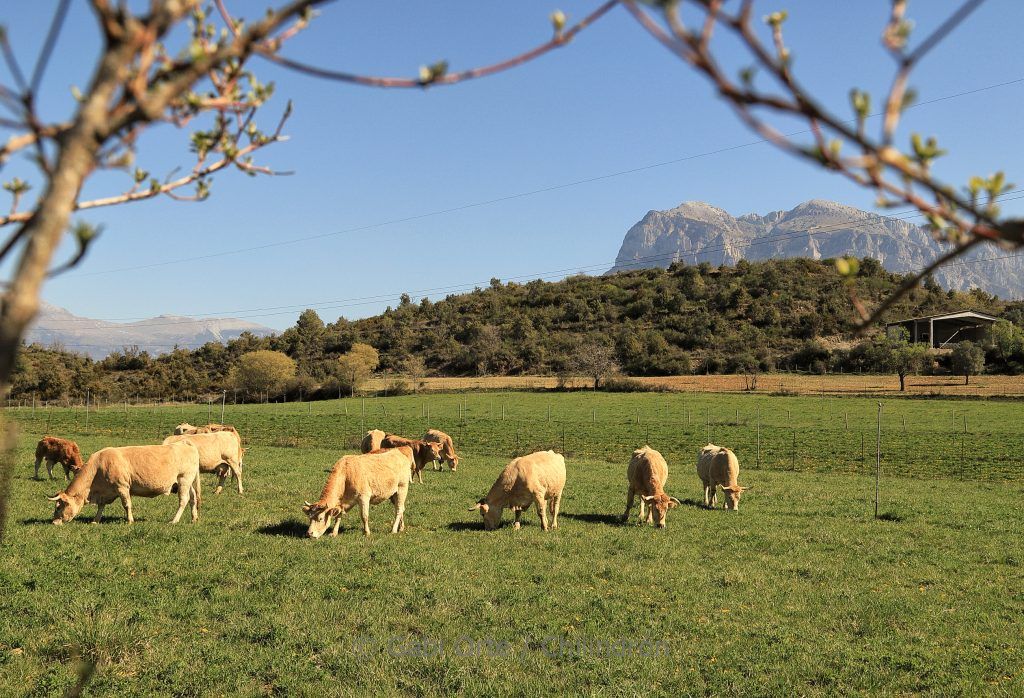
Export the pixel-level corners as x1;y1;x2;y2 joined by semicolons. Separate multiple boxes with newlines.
1;391;1022;695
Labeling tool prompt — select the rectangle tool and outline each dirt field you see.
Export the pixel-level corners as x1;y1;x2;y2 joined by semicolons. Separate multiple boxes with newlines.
365;373;1024;397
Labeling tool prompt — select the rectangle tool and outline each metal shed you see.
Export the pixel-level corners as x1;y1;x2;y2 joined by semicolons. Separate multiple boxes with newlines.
884;310;1000;349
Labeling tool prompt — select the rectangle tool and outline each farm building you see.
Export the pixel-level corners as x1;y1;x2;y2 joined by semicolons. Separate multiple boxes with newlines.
885;310;999;348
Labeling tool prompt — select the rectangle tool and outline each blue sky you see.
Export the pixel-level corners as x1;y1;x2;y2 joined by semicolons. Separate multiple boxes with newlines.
3;1;1023;330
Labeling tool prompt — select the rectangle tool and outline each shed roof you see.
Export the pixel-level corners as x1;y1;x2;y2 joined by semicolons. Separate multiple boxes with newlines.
885;310;999;326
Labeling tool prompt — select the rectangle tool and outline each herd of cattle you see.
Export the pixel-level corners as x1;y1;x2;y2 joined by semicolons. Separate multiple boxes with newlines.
32;423;749;534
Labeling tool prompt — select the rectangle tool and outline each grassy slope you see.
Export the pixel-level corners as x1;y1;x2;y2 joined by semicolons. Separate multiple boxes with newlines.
1;392;1023;696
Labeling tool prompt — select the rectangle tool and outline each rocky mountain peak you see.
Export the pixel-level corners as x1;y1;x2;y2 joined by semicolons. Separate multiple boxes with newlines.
608;199;1022;298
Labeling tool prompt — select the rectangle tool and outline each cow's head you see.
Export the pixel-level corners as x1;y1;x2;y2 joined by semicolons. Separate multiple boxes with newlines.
720;485;749;511
174;423;197;435
302;501;340;539
47;491;82;525
468;498;501;530
427;441;443;461
640;493;681;528
449;454;460;472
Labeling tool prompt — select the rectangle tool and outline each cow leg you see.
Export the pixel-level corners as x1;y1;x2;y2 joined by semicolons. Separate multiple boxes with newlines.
330;515;342;537
189;475;201;523
549;493;561;530
638;497;647;524
359;495;372;536
169;476;191;524
534;494;549;531
214;465;228;495
512;507;523;530
390;488;407;534
232;463;243;495
93;503;106;524
709;485;718;509
62;463;72;481
33;455;42;480
118;487;135;524
621;486;635;523
416;466;424;485
46;458;56;480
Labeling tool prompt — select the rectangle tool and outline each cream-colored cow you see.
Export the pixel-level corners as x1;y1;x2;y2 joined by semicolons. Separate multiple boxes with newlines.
48;443;201;525
303;446;414;537
360;429;386;453
470;450;565;531
163;430;244;495
622;446;680;528
697;444;749;510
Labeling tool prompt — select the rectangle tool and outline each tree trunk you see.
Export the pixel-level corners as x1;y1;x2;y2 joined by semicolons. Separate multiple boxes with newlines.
899;373;906;391
0;42;134;543
965;374;970;385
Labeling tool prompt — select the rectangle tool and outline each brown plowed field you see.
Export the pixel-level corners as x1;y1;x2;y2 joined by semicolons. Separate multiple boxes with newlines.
365;373;1024;397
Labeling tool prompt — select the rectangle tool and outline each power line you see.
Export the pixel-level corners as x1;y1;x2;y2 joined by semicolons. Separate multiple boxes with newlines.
63;75;1024;279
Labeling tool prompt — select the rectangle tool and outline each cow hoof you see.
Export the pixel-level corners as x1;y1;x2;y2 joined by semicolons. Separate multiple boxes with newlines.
513;522;521;530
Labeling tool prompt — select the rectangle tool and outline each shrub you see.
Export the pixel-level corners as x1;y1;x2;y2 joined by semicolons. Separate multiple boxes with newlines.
599;377;665;392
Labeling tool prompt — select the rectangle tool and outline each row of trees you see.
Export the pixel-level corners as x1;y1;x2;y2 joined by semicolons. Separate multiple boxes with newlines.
8;260;1021;402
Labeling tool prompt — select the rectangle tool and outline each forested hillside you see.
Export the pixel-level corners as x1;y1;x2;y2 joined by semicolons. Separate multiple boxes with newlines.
10;258;1019;402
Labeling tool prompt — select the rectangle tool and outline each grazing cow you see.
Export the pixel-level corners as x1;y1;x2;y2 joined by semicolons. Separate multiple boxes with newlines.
174;422;237;436
48;442;201;525
34;436;84;481
421;429;460;471
380;434;442;484
697;444;749;510
622;446;680;528
360;429;386;454
162;430;245;495
470;450;566;531
302;446;414;537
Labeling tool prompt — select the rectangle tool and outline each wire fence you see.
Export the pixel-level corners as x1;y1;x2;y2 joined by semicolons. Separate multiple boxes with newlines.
5;394;1021;483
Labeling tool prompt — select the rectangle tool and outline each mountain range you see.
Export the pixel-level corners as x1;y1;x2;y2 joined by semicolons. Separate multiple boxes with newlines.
27;302;276;359
609;199;1021;298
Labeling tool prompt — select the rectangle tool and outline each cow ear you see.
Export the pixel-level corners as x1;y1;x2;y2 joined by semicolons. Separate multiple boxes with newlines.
640;494;654;502
467;503;482;512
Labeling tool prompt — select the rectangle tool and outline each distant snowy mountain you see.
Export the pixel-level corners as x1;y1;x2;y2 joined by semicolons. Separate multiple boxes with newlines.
609;199;1022;298
27;302;276;359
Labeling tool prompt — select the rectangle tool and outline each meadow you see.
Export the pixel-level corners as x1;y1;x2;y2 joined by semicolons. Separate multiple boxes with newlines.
1;390;1022;696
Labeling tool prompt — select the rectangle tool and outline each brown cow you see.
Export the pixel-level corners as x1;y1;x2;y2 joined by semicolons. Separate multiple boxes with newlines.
421;429;459;471
34;436;84;481
302;446;414;537
622;446;680;528
48;442;201;525
380;434;442;484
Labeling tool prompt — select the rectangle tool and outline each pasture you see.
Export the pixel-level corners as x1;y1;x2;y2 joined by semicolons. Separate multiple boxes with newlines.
1;391;1022;695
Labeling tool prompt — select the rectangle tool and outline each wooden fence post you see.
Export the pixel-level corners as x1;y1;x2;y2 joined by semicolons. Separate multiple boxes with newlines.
875;402;883;519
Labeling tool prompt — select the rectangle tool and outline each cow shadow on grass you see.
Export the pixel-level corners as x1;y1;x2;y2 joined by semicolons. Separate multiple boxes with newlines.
20;516;147;525
560;513;622;526
257;520;309;538
445;520;483;532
